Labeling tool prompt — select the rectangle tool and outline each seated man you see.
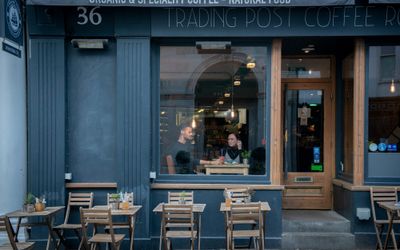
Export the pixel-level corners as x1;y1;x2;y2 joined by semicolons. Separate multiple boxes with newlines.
166;124;220;174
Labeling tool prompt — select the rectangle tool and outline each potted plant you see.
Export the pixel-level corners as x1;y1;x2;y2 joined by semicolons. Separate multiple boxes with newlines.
109;193;121;210
179;191;187;204
241;150;251;165
24;193;36;213
34;195;46;212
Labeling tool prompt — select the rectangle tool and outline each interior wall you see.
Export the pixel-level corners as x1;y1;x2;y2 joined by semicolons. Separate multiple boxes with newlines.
0;42;26;214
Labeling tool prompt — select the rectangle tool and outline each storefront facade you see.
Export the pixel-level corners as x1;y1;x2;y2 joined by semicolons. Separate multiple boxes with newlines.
25;0;400;248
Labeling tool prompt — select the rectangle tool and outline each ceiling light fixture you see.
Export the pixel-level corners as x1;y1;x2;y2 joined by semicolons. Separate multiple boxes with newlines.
246;62;256;69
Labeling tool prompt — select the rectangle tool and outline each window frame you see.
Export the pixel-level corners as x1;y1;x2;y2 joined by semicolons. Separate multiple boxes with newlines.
152;38;272;184
365;40;400;185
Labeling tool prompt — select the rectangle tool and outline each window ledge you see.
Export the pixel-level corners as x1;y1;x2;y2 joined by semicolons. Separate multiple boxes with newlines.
151;183;284;190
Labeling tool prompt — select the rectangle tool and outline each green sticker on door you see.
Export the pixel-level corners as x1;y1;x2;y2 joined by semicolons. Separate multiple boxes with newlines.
311;164;323;172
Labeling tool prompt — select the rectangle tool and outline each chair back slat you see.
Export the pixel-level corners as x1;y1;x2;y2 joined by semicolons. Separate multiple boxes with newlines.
64;192;93;224
107;192;134;205
69;192;94;206
0;216;6;231
162;204;194;228
224;188;253;203
370;187;398;221
168;191;194;204
80;209;111;225
230;203;262;223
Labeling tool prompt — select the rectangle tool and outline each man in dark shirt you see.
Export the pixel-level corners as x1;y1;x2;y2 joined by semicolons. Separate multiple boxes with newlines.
166;124;220;174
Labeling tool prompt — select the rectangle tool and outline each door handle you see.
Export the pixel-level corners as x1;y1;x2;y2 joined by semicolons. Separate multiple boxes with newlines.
284;129;288;144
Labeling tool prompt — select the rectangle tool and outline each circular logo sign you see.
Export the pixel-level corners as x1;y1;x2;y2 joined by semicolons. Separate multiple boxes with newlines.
6;0;22;39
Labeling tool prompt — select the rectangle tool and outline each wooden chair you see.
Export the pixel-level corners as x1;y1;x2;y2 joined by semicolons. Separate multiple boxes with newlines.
53;192;93;249
80;208;125;250
168;191;194;204
224;188;253;203
224;188;257;248
0;215;35;250
160;204;198;250
228;202;264;250
370;187;400;250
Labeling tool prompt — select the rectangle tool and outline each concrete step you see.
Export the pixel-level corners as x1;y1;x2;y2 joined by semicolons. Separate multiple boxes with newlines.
282;210;355;249
283;210;351;233
281;232;356;250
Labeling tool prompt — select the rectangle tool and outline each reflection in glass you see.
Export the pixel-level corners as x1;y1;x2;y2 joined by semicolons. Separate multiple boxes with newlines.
159;45;266;175
282;58;331;79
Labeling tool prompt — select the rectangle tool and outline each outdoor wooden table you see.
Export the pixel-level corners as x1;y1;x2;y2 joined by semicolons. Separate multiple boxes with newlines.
7;206;64;250
378;201;400;250
153;203;206;250
204;164;249;175
92;205;142;250
220;201;271;250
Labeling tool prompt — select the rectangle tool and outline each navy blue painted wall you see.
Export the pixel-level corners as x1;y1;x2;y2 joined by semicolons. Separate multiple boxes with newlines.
28;38;66;207
66;39;117;183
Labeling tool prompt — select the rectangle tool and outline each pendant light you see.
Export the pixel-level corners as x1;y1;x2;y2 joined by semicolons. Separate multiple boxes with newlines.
390;79;396;93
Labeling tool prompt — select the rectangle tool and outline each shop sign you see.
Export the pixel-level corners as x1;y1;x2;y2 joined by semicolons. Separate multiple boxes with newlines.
2;42;21;58
4;0;22;46
151;5;400;36
27;0;355;7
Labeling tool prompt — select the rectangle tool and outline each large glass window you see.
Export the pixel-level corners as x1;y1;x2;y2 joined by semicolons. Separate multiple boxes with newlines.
159;44;267;176
368;46;400;154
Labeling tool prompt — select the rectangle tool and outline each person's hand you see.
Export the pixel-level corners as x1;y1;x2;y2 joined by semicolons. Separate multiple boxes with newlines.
210;159;222;165
237;140;242;150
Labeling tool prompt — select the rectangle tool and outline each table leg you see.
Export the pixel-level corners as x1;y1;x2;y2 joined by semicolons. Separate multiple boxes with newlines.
14;217;22;242
383;211;395;250
129;215;136;250
159;217;163;250
198;214;201;250
224;212;229;250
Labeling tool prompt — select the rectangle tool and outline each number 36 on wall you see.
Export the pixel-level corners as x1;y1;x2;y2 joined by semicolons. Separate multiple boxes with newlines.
77;6;102;26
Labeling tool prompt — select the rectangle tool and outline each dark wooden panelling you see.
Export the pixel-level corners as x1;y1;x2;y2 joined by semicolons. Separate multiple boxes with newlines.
116;38;151;237
28;39;65;205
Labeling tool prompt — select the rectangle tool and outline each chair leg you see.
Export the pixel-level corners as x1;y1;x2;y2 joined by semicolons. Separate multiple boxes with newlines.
374;224;383;250
391;228;398;249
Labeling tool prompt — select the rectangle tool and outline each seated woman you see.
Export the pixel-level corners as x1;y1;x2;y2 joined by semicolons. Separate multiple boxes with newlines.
221;133;243;164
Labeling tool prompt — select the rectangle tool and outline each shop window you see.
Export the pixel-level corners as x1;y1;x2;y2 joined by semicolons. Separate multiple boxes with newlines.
367;46;400;179
368;46;400;152
159;44;267;176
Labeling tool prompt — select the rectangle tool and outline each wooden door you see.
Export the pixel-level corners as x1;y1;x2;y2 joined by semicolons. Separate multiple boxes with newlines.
282;83;334;209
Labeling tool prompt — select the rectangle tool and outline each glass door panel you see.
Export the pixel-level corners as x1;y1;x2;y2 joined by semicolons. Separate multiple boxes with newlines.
285;89;324;173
